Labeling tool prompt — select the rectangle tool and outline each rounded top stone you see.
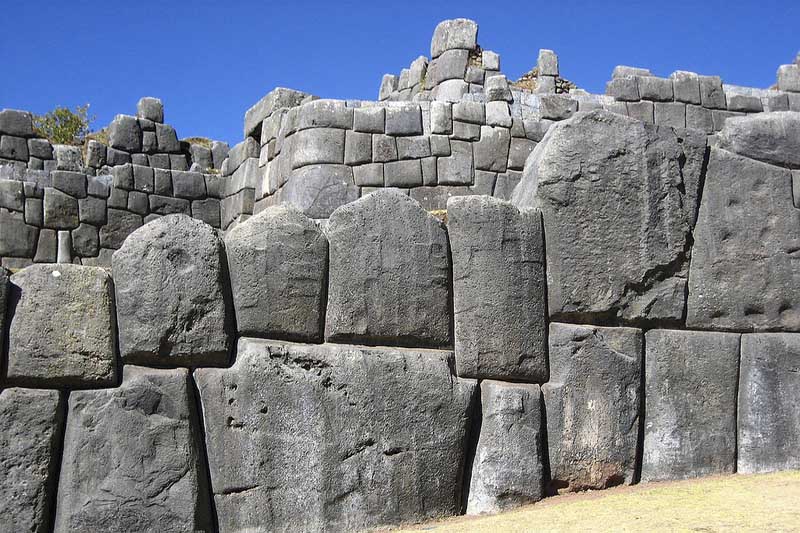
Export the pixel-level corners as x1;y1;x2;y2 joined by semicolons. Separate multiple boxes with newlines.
430;18;478;59
137;97;164;123
717;111;800;169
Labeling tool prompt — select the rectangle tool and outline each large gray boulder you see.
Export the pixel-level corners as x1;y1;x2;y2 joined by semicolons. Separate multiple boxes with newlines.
642;329;740;482
430;18;478;59
225;205;328;341
324;190;452;348
195;338;476;533
54;366;213;532
0;267;7;357
687;147;800;332
112;215;233;367
0;388;65;533
447;196;547;381
466;380;544;514
716;112;800;169
543;323;642;492
738;333;800;474
6;264;117;388
512;110;706;324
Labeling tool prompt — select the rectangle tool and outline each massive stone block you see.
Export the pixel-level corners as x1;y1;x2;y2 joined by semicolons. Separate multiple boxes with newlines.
687;148;800;331
511;109;706;324
324;190;451;348
6;264;117;388
738;334;800;474
0;267;7;357
225;205;328;341
447;196;546;381
0;208;38;257
430;18;478;58
54;366;213;533
195;338;476;533
716;111;800;169
642;330;740;482
112;214;233;367
276;164;360;219
543;323;642;492
0;388;65;533
466;381;544;515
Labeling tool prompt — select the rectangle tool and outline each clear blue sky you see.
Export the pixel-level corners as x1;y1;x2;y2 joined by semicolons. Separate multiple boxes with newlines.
1;1;797;145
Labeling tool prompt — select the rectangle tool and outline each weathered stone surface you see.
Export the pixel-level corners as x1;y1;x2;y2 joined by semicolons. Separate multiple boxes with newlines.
642;330;740;482
431;18;478;58
699;75;726;109
244;87;309;137
543;323;642;492
426;49;469;87
539;94;578;120
54;366;212;533
738;334;800;474
0;208;38;257
292;127;345;167
0;109;34;137
438;139;474;185
0;388;64;533
7;264;117;388
474;126;510;172
112;214;233;366
43;187;79;229
276;164;359;218
195;338;475;533
466;381;544;514
108;114;142;152
606;76;639;101
638;76;674;101
448;196;546;381
716;111;800;169
137;96;164;123
225;205;328;341
98;208;142;249
385;104;423;136
777;64;800;92
325;190;451;347
671;71;701;104
0;135;29;161
687;148;800;331
0;179;24;211
512;110;706;324
384;159;423;187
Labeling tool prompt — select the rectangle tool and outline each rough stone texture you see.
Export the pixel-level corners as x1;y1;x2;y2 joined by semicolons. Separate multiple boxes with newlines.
112;214;233;367
99;208;142;249
0;388;64;533
276;164;359;219
195;338;475;533
54;366;212;533
6;264;117;388
225;205;328;341
431;18;478;58
687;148;800;331
108;114;142;152
737;333;800;474
447;196;546;381
543;323;642;492
642;330;740;482
137;96;164;123
466;381;544;515
716;111;800;169
43;187;79;229
324;190;451;348
512;110;706;325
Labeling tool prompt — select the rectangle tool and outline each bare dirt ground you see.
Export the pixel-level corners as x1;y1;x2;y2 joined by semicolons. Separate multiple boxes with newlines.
384;470;800;532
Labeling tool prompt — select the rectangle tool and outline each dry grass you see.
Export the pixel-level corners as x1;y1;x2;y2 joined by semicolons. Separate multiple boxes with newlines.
388;471;800;532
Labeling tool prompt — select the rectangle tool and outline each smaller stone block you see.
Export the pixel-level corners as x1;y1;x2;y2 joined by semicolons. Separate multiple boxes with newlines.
537;49;559;77
353;107;385;133
137;97;164;123
626;100;655;124
344;130;372;165
385;105;423;135
540;95;578;120
437;139;473;185
654;102;686;128
372;134;398;163
43;188;79;229
108;114;142;152
431;18;478;58
606;77;639;101
384;159;423;187
699;75;727;109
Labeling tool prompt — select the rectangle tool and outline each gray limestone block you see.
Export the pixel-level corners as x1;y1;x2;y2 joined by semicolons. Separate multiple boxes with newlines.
0;179;24;211
344;130;372;165
204;174;224;199
243;87;308;137
408;55;428;87
422;157;437;185
378;74;399;101
324;190;451;347
430;134;451;156
25;198;43;225
28;156;44;170
670;71;701;104
0;388;65;533
396;135;431;159
172;170;207;199
195;338;475;532
353;163;384;187
626;100;654;124
84;140;106;167
372;133;398;163
112;163;134;190
136;96;164;123
425;49;469;88
485;75;513;102
699;75;727;109
126;190;148;216
543;323;642;492
51;170;86;198
466;381;544;515
508;137;536;170
105;146;130;166
385;104;423;136
512;110;706;324
71;223;99;257
437;139;474;185
297;99;353;130
537;49;559;77
791;90;800;110
727;93;763;113
108;114;142;152
474;126;511;173
132;164;154;192
637;76;674;101
606;77;639;101
153;168;173;195
56;231;71;264
155;122;181;153
431;18;478;58
191;198;220;227
431;101;453;134
0;209;38;257
6;264;117;388
98;208;142;249
764;93;790;112
612;66;652;78
712;110;744;132
78;194;106;225
189;143;212;170
54;366;212;533
171;154;189;171
486;101;512;127
540;95;578;120
141;131;157;154
523;119;551;142
434;79;469;102
453;101;485;124
211;140;229;169
482;50;500;70
686;104;714;133
687;148;800;331
0;135;29;161
535;75;556;94
112;215;232;366
43;187;79;229
225;205;328;341
275;164;359;218
493;171;522;201
291;128;345;167
34;229;57;263
384;159;423;187
353;106;385;133
654;101;686;128
0;109;34;137
777;64;800;92
642;329;740;482
452;120;481;141
106;188;128;209
465;66;485;84
138;118;155;131
738;333;800;474
716;111;800;169
448;196;546;381
228;138;259;172
28;138;53;160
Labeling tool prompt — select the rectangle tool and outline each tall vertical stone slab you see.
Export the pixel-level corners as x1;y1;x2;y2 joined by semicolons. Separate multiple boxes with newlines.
0;267;7;358
511;110;706;324
324;190;451;348
447;195;546;381
738;333;800;474
225;205;328;342
642;330;740;482
543;323;642;492
54;366;212;532
195;338;475;533
0;388;65;533
112;214;233;366
466;381;545;514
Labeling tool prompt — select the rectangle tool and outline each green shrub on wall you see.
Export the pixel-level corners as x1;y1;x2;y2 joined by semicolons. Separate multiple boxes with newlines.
33;104;94;145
